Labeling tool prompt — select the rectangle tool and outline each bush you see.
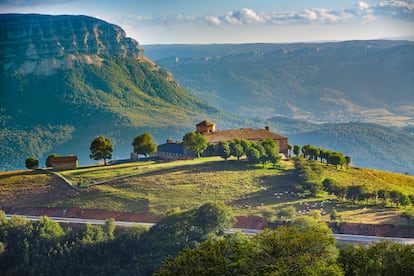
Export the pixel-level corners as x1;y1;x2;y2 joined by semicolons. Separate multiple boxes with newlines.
25;157;38;169
277;206;296;220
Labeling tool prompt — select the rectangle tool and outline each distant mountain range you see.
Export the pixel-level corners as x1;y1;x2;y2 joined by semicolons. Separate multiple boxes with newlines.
144;41;414;126
0;14;413;174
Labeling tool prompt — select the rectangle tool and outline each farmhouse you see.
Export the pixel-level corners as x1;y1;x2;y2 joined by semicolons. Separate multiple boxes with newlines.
157;120;288;160
50;156;78;170
196;120;289;155
157;138;190;160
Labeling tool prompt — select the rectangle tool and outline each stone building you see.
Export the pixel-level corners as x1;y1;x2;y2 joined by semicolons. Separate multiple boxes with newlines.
157;138;189;160
196;120;289;155
158;120;289;159
196;120;216;134
50;156;78;170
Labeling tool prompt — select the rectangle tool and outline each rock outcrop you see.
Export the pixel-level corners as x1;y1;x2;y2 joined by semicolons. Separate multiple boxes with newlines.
0;14;144;74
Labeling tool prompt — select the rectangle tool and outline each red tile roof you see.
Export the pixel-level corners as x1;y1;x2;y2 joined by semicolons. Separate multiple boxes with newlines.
50;156;78;163
202;128;287;143
196;120;215;127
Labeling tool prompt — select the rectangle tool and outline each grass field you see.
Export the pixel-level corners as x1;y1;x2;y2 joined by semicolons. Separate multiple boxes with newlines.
1;157;414;224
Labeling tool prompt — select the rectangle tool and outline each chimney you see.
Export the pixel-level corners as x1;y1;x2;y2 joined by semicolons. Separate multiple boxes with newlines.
265;126;270;131
166;138;173;143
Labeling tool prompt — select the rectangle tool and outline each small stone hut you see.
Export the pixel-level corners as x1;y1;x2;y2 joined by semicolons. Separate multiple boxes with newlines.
50;156;78;170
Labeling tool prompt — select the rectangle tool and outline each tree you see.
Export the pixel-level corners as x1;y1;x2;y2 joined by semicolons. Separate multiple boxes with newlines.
157;233;255;276
321;150;333;165
25;157;38;169
157;224;341;276
104;218;116;238
323;178;337;194
277;206;296;220
332;184;348;201
216;141;231;160
293;144;301;157
330;210;342;222
246;146;261;164
378;189;389;206
261;138;281;167
346;185;370;204
288;144;293;157
390;190;411;207
301;144;312;159
45;153;59;168
132;132;157;158
338;241;414;276
182;132;208;158
328;153;345;168
307;146;320;160
229;139;244;160
89;136;113;165
345;156;352;168
140;202;235;273
240;139;252;153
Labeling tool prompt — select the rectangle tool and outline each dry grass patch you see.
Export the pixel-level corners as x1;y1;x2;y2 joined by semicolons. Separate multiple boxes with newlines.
0;170;77;207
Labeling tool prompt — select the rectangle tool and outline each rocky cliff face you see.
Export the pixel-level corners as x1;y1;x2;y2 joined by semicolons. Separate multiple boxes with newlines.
0;14;144;74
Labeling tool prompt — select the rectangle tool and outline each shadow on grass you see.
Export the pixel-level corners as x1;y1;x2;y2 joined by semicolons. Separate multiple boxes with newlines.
54;191;151;214
0;169;48;178
102;159;257;181
229;172;299;209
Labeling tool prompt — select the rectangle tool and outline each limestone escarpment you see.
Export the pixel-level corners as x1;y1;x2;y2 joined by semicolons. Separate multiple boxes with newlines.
0;14;144;74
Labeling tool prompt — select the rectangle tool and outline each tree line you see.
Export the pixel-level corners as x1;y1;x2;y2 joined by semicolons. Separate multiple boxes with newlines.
204;137;281;167
323;178;412;207
0;203;234;275
2;209;414;275
291;143;351;168
295;158;413;208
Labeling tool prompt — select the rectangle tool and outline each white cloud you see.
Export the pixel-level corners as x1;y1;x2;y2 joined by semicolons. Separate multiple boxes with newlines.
205;16;221;26
297;9;318;21
224;8;264;24
356;1;370;9
379;0;414;9
121;1;414;28
376;0;414;19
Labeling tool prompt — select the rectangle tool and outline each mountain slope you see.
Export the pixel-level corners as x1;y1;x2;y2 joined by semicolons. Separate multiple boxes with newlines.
0;14;244;171
145;41;414;126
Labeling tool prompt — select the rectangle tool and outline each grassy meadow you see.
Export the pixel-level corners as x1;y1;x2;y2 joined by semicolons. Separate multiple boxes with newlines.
1;157;414;224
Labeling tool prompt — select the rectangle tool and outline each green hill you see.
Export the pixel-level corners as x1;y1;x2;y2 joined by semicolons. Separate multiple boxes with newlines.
1;157;414;225
0;56;235;170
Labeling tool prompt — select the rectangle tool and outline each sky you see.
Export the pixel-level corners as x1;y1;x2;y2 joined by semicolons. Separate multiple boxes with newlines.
1;0;413;44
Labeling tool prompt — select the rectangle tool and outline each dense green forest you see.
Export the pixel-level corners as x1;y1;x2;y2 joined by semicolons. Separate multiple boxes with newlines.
2;206;414;275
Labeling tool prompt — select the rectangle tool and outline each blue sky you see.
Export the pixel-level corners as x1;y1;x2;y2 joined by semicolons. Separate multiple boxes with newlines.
1;0;413;44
